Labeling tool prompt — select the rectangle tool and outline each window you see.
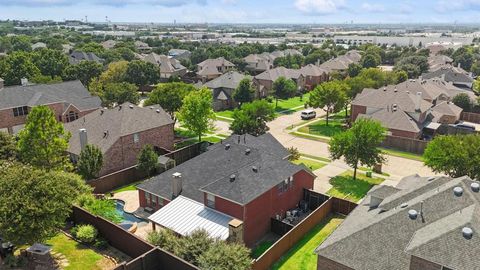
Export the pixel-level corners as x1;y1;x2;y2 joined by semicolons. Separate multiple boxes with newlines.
151;195;157;208
206;193;215;208
133;133;139;143
278;176;294;193
66;111;78;123
12;106;28;117
145;192;151;205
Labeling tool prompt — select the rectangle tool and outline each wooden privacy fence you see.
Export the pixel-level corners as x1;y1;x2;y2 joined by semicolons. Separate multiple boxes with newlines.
270;218;294;236
461;112;480;124
380;135;428;154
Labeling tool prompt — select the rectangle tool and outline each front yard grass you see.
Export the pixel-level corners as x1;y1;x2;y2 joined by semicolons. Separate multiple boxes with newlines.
326;171;385;202
297;119;345;137
272;215;344;270
380;148;424;162
293;158;327;171
46;233;110;270
274;93;309;113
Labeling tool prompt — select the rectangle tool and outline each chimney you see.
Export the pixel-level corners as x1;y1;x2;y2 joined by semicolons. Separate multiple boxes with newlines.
79;129;88;151
20;78;28;86
415;92;422;111
228;219;244;243
172;172;182;198
0;78;4;89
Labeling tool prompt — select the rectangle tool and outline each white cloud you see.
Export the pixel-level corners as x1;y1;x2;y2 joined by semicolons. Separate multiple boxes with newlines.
436;0;480;12
361;3;385;12
1;0;204;7
294;0;345;14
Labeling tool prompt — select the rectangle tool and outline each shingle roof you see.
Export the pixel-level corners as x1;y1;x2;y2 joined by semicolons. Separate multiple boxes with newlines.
299;64;328;77
64;103;173;155
423;66;474;84
143;53;186;73
0;80;101;111
137;133;305;205
69;51;104;65
197;57;235;69
431;101;462;117
357;109;422;133
203;71;246;90
316;175;480;270
255;66;302;81
319;50;361;72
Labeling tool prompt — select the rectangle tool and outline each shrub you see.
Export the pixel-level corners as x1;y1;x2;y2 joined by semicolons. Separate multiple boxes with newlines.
265;96;273;103
75;224;98;244
94;238;108;250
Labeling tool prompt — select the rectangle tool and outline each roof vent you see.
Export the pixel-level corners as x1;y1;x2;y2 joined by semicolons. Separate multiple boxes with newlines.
150;106;154;109
427;176;436;181
383;86;386;91
229;174;236;182
462;227;473;239
393;87;397;92
129;104;134;109
245;149;251;155
400;203;408;208
471;182;480;192
225;144;231;150
156;109;160;113
118;105;122;110
100;109;104;115
453;186;463;197
408;209;418;220
252;166;258;172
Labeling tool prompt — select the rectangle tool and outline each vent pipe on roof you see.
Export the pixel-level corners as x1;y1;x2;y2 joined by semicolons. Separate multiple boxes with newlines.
453;186;464;197
129;104;134;109
471;182;480;192
230;174;236;182
225;144;231;150
463;227;473;239
415;92;422;112
79;129;88;151
245;149;251;155
408;209;418;220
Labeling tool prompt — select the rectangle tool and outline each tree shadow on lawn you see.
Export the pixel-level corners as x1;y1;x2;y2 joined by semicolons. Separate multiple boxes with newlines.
300;121;344;137
327;175;376;202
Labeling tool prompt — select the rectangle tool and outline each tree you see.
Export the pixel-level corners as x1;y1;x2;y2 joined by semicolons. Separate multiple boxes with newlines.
0;51;40;86
0;161;90;246
230;100;275;136
178;88;215;142
361;53;381;68
17;106;71;170
98;60;129;84
102;82;140;107
198;241;252;270
452;93;473;112
395;70;408;83
423;134;480;179
452;46;475;71
32;48;68;78
63;60;103;86
125;60;160;87
233;78;255;104
272;77;296;107
394;56;429;78
287;147;300;161
180;229;215;266
329;119;386;179
77;144;103;180
137;144;158;177
308;81;347;126
347;63;362;77
144;82;196;121
0;132;16;160
77;194;122;223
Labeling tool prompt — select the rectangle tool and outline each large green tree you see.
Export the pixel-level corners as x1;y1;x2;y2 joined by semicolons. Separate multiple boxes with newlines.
0;161;91;246
452;93;473;112
0;51;40;86
144;82;196;121
63;60;103;86
17;106;71;170
394;56;429;78
102;82;140;107
423;134;480;179
137;144;158;177
329;118;386;179
32;48;69;78
233;78;255;104
230;100;275;136
0;132;16;160
77;144;103;180
308;81;347;125
272;76;297;107
198;241;251;270
125;60;160;87
178;88;215;142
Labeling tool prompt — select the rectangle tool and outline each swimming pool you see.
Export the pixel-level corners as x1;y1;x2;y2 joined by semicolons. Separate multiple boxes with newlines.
115;200;147;225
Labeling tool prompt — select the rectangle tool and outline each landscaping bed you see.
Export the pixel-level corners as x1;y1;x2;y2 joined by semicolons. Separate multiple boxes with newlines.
326;171;384;202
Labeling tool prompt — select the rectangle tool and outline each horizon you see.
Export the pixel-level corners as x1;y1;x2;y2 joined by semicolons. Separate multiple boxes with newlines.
1;0;480;25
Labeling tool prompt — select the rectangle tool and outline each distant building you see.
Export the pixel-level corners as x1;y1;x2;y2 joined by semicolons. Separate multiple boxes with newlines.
142;53;187;79
196;57;235;82
101;40;117;50
69;51;104;65
203;71;247;111
134;41;152;53
299;64;329;90
168;49;191;61
427;54;453;71
319;50;361;74
31;42;47;50
243;49;302;74
64;103;174;176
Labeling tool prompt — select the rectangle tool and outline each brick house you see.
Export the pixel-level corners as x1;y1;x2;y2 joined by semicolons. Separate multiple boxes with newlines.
0;79;102;134
315;174;480;270
299;64;329;90
137;133;315;246
253;67;306;98
202;71;247;111
142;53;187;79
351;79;470;139
64;103;174;177
196;57;235;83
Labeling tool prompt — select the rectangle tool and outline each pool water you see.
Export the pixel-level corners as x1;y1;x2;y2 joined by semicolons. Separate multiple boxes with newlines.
115;200;147;224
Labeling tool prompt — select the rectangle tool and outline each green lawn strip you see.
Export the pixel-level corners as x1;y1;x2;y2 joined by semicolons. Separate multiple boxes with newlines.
290;131;331;143
174;128;197;138
358;166;390;177
298;119;345;137
380;148;424;162
46;233;104;270
272;215;344;270
326;171;384;203
252;240;274;259
300;153;331;163
215;110;234;119
293;158;327;171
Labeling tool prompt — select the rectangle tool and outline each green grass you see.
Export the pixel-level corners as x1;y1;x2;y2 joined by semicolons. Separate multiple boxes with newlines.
272;215;344;270
112;180;143;194
215;110;234;119
274;93;310;113
298;119;345;137
290;131;330;143
293;158;327;171
380;148;424;162
300;153;331;163
46;233;105;270
252;240;274;259
174;128;197;138
326;171;385;202
358;166;390;177
203;136;222;143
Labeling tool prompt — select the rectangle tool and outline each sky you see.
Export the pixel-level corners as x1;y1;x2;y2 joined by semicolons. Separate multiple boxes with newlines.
1;0;480;24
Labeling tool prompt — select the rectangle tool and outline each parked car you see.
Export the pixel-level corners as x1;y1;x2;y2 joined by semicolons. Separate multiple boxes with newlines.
301;109;316;120
454;123;476;131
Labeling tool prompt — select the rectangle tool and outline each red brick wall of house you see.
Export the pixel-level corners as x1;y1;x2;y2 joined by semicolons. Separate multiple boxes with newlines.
138;189;171;211
99;123;174;176
409;256;442;270
316;256;354;270
389;128;421;139
205;193;244;221
350;105;366;122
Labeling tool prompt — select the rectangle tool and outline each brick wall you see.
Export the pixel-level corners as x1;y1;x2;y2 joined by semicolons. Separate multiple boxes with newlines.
316;256;354;270
350;105;366;122
389;128;421;139
207;193;244;221
138;189;171;211
409;255;442;270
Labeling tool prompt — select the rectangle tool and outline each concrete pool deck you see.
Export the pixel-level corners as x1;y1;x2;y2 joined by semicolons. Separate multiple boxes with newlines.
113;191;139;213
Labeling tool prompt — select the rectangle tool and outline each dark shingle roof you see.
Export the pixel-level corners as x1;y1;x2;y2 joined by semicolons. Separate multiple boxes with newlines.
203;71;246;90
0;80;101;111
69;51;104;65
422;66;474;84
137;133;304;205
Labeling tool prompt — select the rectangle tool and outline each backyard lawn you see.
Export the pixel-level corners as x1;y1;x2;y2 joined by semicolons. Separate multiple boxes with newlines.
326;171;385;202
272;215;344;270
293;158;327;171
46;233;113;270
112;180;143;193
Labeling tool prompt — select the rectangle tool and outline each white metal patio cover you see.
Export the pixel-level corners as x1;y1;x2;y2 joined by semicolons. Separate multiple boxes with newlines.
148;195;234;240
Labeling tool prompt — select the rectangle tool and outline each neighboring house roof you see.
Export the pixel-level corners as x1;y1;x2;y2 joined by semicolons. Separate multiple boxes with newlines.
137;133;306;205
31;42;47;50
319;50;361;72
69;51;104;65
101;40;117;49
148;195;234;240
358;109;422;133
134;41;151;49
315;175;480;270
203;71;246;90
422;65;474;86
300;64;328;77
428;54;453;70
168;49;190;57
64;103;173;155
0;80;101;112
255;66;302;82
143;53;186;74
197;65;222;76
197;57;235;69
430;101;463;122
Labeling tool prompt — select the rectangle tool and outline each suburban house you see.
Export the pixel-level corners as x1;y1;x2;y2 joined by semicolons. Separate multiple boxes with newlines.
134;41;152;53
64;103;174;177
142;53;187;79
351;79;469;139
203;71;247;111
422;65;474;90
299;64;329;90
168;49;191;61
0;79;101;134
319;50;361;74
196;57;235;82
427;54;453;71
254;66;305;97
316;174;480;270
136;133;315;246
31;42;47;50
244;49;302;74
101;40;117;49
69;51;104;65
